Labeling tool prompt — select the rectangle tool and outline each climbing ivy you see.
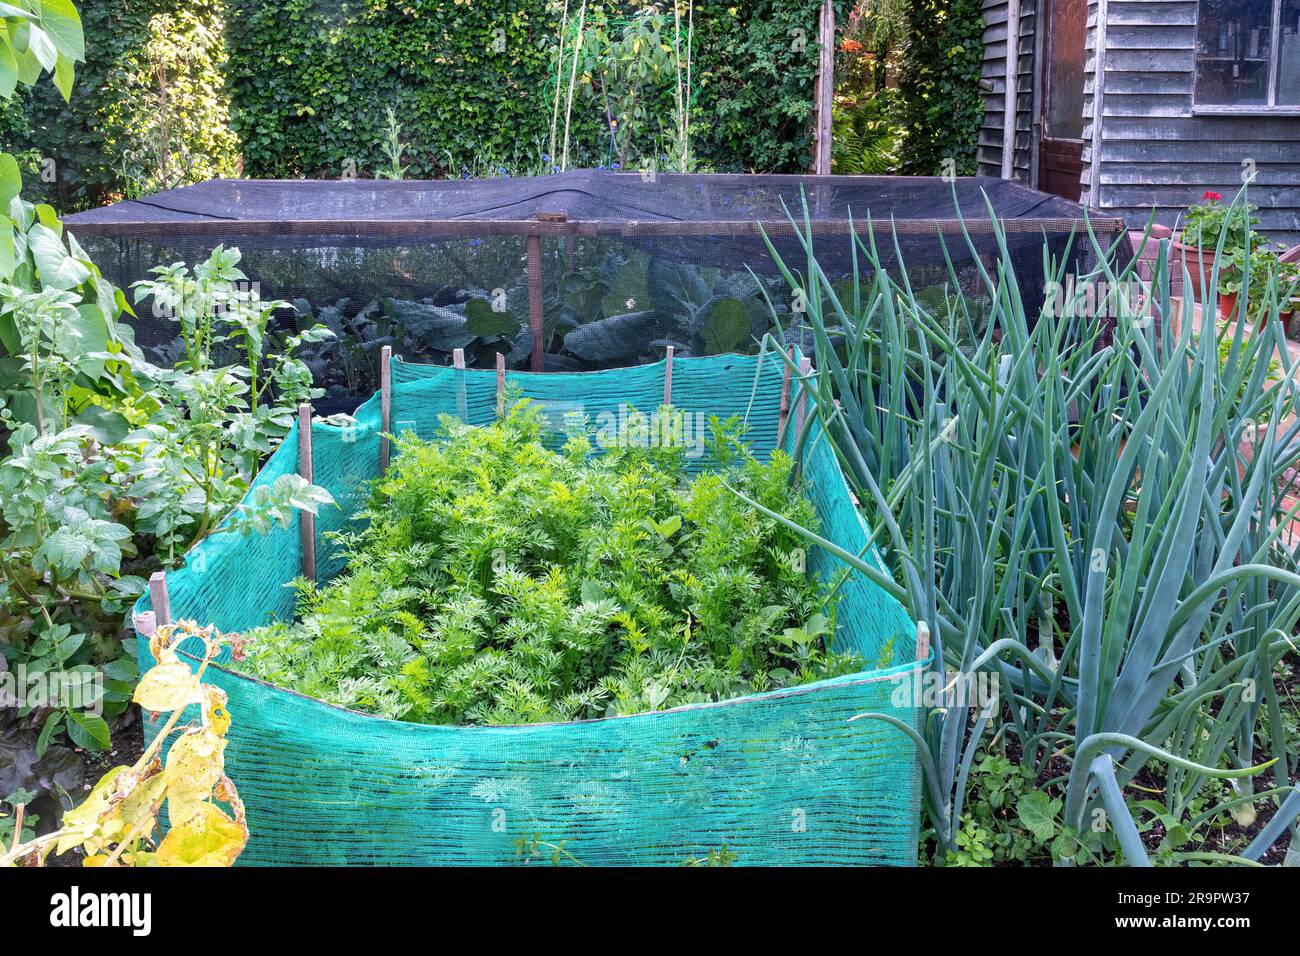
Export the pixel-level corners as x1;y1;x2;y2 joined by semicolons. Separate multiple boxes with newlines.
895;0;985;176
690;0;850;173
4;0;985;186
227;0;840;178
3;0;237;210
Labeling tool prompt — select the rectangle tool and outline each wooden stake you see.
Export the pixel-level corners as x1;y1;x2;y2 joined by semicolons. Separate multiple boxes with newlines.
149;571;171;628
663;345;675;406
297;403;316;581
776;346;795;447
453;347;468;422
833;399;862;506
794;355;813;441
915;621;931;664
496;352;507;417
813;0;835;175
527;234;544;372
380;345;393;472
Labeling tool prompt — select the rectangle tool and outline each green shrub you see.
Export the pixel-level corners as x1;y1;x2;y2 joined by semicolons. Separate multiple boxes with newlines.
896;0;984;175
236;400;863;724
226;0;839;178
5;0;237;210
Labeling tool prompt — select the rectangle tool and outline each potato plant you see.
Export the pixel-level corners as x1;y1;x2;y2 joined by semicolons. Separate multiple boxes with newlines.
0;225;335;759
1;4;334;761
236;400;867;724
1;621;247;867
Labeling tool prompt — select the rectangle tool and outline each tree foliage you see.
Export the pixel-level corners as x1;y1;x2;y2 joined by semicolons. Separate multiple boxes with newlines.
895;0;985;175
4;0;237;210
226;0;840;178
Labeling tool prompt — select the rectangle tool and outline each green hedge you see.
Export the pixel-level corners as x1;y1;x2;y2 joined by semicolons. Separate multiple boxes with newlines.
228;0;841;178
2;1;984;190
897;0;985;176
4;0;237;210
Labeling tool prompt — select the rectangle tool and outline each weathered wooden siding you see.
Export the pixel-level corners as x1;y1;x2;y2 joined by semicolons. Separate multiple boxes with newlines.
1087;0;1300;242
978;0;1038;181
983;0;1300;242
1086;1;1300;242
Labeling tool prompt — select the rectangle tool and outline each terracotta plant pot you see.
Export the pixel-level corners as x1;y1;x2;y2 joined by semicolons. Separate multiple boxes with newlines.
1218;289;1296;327
1129;224;1182;296
1219;290;1237;319
1171;238;1218;303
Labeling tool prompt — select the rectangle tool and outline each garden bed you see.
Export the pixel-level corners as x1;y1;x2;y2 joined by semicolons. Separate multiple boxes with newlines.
131;350;926;866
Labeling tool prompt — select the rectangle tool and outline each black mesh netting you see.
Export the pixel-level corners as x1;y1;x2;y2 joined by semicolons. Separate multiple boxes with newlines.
66;171;1125;414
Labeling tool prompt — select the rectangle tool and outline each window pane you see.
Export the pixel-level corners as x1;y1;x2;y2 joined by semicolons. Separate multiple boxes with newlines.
1279;0;1300;104
1195;0;1274;106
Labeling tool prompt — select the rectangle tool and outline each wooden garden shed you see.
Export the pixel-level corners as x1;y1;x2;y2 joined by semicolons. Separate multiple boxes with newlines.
978;0;1300;243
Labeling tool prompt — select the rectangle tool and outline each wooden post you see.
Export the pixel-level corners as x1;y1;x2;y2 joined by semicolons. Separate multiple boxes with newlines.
380;345;393;472
297;403;316;581
794;355;813;440
663;345;675;406
776;346;795;447
915;621;932;664
149;571;171;628
527;233;546;373
812;0;835;175
453;347;468;422
496;351;507;417
1002;0;1021;180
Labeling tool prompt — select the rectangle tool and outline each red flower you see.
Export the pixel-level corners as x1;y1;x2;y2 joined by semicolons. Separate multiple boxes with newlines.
1203;191;1223;202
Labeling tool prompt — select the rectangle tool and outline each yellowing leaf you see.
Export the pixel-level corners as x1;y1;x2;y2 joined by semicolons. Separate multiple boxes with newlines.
164;727;225;804
133;660;200;711
117;771;166;831
156;802;247;867
55;766;129;855
202;684;231;736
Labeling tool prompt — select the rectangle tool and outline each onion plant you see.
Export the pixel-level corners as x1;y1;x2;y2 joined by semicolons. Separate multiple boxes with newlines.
749;190;1300;864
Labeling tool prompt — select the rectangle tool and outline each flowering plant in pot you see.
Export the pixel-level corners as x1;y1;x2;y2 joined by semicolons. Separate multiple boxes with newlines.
1218;247;1300;325
1175;191;1260;303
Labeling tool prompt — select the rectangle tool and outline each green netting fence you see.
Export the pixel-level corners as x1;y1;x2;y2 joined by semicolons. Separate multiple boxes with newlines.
133;350;927;865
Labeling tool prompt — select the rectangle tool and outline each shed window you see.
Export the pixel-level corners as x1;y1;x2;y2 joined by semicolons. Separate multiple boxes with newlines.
1196;0;1300;108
